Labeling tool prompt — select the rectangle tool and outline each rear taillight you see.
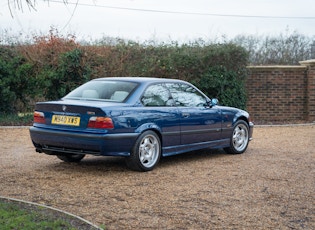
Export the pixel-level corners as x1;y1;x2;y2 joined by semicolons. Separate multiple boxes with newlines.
33;111;45;124
88;116;114;129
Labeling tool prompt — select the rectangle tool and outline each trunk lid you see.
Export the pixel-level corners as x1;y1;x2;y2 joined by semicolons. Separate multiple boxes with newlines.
33;99;120;131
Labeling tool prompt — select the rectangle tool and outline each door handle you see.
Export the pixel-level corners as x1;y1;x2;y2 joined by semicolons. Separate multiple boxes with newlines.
182;113;190;118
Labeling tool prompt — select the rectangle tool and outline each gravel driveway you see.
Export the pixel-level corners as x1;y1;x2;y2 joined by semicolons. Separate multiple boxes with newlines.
0;125;314;229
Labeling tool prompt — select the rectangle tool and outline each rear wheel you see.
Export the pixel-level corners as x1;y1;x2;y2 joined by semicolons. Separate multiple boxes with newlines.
125;131;161;172
57;154;85;162
224;120;249;154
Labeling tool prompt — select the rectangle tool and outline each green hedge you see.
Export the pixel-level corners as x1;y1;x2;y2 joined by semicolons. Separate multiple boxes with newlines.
0;47;35;113
0;38;248;115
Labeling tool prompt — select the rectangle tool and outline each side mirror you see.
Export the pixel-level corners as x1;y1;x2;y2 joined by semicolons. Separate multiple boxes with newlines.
211;98;219;106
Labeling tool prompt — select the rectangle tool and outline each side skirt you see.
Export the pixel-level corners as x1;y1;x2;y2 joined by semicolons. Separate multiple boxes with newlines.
162;138;230;157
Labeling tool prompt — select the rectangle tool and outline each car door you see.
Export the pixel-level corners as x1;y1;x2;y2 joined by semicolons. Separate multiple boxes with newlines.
165;82;222;146
140;83;181;153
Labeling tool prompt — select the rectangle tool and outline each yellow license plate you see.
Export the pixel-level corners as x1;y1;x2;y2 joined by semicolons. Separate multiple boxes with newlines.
51;115;80;126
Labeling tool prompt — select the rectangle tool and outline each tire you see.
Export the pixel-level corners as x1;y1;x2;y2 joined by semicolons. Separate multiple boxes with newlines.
224;120;249;154
125;131;161;172
57;154;85;162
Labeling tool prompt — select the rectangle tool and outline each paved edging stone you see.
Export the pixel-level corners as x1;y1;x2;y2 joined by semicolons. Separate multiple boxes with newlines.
254;122;315;128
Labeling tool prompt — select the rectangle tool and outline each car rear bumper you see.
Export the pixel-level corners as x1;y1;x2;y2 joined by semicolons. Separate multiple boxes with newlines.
29;126;139;157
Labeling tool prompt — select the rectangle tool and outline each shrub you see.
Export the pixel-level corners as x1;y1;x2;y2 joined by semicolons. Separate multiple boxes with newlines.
192;43;249;109
0;47;35;114
1;32;249;114
72;41;249;108
39;48;91;100
196;66;247;109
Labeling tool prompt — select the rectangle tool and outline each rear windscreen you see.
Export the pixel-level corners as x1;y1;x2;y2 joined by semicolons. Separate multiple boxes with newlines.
64;80;139;102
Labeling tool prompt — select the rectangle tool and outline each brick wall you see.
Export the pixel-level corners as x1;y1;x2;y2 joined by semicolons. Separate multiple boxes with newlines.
302;60;315;121
246;60;315;123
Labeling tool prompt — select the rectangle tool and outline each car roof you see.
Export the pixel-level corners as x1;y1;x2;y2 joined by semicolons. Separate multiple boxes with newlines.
93;77;187;84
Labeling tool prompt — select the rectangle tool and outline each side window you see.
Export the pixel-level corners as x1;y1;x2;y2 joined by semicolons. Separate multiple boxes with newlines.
166;83;207;107
141;84;174;107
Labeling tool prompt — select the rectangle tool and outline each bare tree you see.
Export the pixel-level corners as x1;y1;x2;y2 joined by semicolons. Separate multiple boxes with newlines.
233;31;314;65
8;0;36;13
8;0;69;17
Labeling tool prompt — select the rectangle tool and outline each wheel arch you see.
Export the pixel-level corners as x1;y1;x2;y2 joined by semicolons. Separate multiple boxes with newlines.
235;116;249;124
233;111;250;126
135;123;163;146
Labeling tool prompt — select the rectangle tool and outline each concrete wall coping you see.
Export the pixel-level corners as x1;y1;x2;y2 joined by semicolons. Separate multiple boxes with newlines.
247;59;315;69
299;59;315;66
247;65;306;70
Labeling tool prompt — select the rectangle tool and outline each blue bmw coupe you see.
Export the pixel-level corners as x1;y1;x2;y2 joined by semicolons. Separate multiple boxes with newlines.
30;77;253;171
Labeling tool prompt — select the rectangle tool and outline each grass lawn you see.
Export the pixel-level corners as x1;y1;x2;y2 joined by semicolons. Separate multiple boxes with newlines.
0;199;76;229
0;199;100;229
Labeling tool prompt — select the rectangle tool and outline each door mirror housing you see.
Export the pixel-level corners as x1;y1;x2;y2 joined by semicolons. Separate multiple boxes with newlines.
211;98;219;106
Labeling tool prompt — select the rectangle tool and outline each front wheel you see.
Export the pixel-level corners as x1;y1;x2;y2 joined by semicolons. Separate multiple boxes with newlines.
57;154;85;162
125;131;161;172
224;120;249;154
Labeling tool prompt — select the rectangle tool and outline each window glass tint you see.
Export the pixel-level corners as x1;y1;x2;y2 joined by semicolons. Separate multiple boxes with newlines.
166;83;207;107
64;80;138;102
141;84;174;106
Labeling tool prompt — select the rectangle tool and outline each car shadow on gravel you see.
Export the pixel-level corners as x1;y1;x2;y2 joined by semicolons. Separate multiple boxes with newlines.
41;148;228;173
159;148;227;168
44;156;129;173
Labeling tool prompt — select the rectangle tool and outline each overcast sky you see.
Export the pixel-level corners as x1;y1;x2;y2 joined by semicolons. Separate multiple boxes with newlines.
1;0;315;42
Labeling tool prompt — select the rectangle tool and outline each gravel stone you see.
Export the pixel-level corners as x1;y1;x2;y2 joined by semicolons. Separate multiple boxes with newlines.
0;125;314;229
